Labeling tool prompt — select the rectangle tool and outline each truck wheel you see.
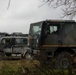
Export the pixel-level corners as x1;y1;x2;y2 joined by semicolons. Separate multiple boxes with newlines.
55;52;71;69
0;52;4;60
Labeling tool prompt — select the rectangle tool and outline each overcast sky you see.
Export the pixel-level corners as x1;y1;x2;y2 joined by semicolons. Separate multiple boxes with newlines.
0;0;75;34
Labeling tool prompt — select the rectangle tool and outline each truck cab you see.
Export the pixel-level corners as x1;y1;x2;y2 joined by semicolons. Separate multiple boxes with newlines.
28;19;76;68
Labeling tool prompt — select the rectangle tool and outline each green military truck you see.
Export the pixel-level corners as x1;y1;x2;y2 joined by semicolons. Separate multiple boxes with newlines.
0;36;32;59
28;19;76;69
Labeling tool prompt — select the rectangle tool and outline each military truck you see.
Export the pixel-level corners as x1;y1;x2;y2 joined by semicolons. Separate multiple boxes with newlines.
28;19;76;68
0;36;32;59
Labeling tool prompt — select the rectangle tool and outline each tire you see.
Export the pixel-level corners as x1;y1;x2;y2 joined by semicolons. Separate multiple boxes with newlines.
55;52;71;69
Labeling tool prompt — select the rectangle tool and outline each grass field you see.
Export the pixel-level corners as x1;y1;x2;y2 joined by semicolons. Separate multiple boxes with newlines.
0;59;40;75
0;59;75;75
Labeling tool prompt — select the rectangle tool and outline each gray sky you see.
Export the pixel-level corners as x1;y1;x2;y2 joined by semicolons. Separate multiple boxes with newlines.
0;0;74;34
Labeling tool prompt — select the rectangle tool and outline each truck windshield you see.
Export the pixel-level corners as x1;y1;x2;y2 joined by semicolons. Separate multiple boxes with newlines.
30;24;42;36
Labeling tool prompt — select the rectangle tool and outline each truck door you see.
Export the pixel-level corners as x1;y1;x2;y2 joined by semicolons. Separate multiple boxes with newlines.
44;23;60;46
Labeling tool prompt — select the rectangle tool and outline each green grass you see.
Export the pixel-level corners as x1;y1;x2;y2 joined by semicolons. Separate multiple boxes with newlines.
0;60;75;75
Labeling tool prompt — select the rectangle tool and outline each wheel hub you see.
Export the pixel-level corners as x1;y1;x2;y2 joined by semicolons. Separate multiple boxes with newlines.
60;58;70;68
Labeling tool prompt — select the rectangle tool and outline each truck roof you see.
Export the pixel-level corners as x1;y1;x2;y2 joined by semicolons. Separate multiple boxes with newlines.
46;19;75;23
31;19;75;25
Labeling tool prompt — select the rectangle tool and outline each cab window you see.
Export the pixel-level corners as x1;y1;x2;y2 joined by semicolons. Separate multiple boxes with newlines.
50;26;58;33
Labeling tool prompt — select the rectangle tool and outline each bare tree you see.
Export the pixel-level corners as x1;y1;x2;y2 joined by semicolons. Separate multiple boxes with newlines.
6;0;76;19
7;0;11;10
43;0;76;19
